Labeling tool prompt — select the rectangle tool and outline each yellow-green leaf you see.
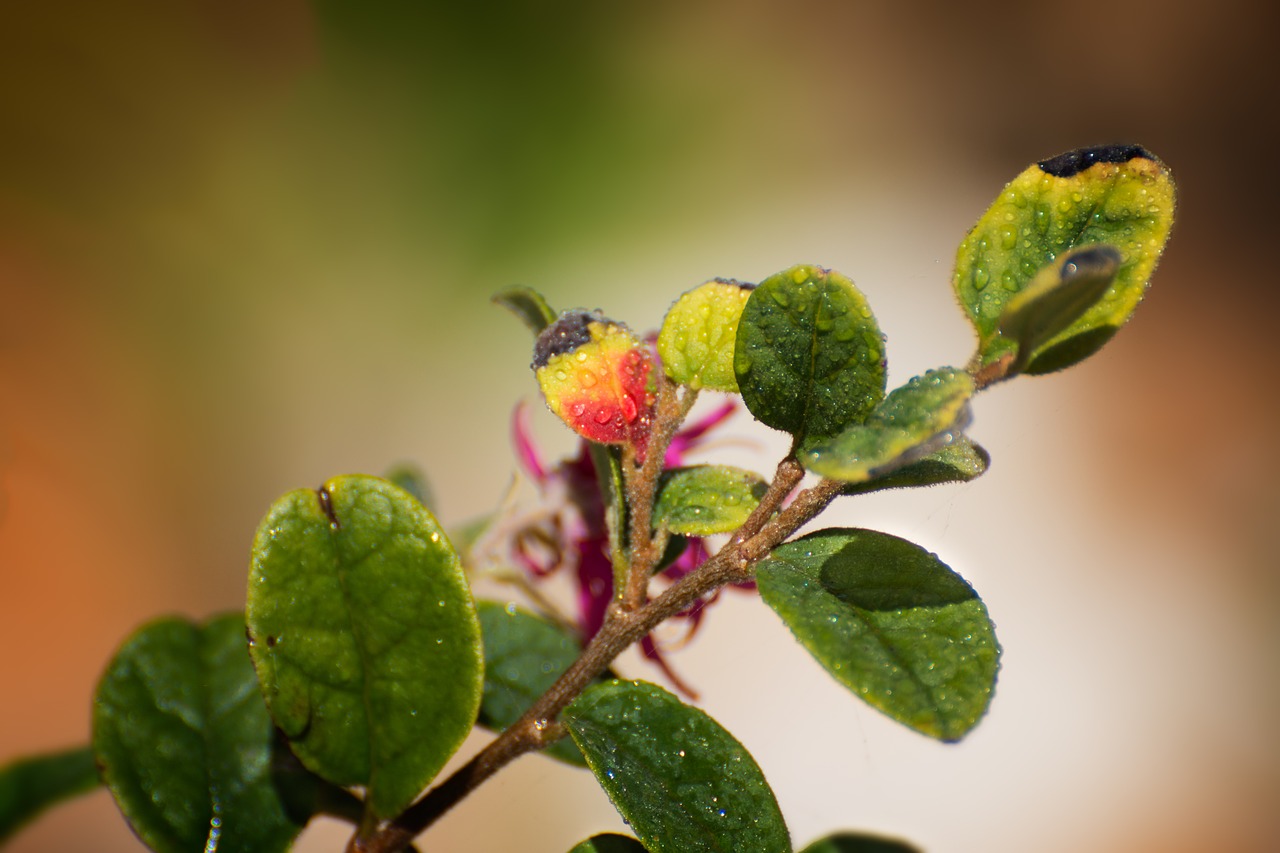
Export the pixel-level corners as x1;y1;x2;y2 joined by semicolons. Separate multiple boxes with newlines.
657;278;754;392
954;144;1175;374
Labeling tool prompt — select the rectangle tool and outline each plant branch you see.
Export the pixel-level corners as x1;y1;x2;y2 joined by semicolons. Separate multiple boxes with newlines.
354;461;843;853
621;378;696;610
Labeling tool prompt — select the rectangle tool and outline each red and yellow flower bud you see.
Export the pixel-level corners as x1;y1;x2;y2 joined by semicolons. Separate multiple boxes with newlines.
533;311;655;455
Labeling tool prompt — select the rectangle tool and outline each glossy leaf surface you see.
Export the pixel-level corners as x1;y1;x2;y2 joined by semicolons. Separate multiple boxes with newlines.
802;369;974;484
799;833;921;853
247;475;483;818
92;614;309;853
735;264;885;441
476;601;588;765
564;680;789;853
657;278;754;392
493;286;558;335
568;833;649;853
954;144;1175;373
534;312;654;450
997;245;1121;374
653;465;767;536
841;437;989;495
0;747;98;843
757;529;999;741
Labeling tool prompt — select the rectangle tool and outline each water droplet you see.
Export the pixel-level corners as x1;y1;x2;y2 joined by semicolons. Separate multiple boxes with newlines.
555;369;569;382
791;268;808;284
770;288;790;308
621;395;638;422
999;226;1017;249
593;409;612;425
575;350;588;362
570;402;586;417
579;370;597;388
972;266;989;291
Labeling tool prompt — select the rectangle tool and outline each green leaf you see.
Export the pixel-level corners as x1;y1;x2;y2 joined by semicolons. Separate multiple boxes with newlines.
92;614;311;853
476;601;589;765
247;474;483;819
799;832;922;853
735;264;886;442
841;436;989;496
657;278;754;392
568;833;650;853
954;144;1175;374
756;529;999;741
0;747;99;843
801;369;974;484
493;286;558;335
384;461;433;509
998;245;1121;376
563;680;790;853
653;465;767;536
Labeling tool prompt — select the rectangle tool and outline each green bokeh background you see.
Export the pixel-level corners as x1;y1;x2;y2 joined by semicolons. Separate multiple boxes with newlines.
3;3;1277;851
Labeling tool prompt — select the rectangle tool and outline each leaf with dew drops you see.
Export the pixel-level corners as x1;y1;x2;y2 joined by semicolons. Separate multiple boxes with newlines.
954;144;1175;376
840;435;989;496
735;264;885;442
653;465;767;536
996;244;1121;377
657;278;755;392
801;368;974;484
534;312;655;454
563;680;790;853
757;529;999;741
247;475;483;819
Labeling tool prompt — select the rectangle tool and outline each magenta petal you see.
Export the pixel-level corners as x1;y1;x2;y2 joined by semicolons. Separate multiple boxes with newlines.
575;536;614;640
512;401;548;481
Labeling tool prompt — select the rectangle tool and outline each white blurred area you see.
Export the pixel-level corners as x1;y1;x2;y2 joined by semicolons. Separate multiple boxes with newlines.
3;3;1277;851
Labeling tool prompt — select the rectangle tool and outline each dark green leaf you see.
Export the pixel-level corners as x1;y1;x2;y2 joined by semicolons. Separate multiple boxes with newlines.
0;747;99;843
657;278;754;392
735;264;885;442
653;465;767;536
247;474;483;819
476;601;589;765
998;245;1121;375
493;286;558;335
954;145;1175;374
757;529;999;741
841;437;989;496
564;680;789;853
801;369;974;484
92;614;310;853
799;832;922;853
384;461;433;509
568;833;650;853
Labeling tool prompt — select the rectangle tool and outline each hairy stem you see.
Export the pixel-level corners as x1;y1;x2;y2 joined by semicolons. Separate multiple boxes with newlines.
354;462;842;853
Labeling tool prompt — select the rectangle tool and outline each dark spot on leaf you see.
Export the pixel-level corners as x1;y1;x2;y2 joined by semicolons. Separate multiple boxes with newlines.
713;277;757;291
266;635;277;647
317;486;340;529
1037;144;1154;177
532;311;601;368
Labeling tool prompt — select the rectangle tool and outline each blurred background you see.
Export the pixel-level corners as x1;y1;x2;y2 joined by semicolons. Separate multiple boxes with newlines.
2;2;1277;851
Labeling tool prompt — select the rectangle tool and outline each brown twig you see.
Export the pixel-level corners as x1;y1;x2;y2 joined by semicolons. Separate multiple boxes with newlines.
352;465;846;853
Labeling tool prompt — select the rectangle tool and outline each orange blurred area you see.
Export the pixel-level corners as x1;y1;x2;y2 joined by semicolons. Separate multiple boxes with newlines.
2;2;1278;851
